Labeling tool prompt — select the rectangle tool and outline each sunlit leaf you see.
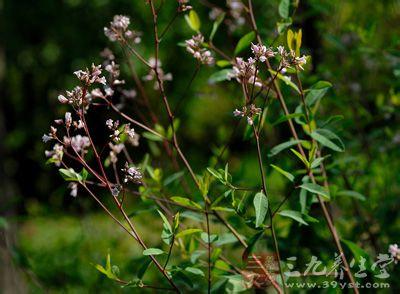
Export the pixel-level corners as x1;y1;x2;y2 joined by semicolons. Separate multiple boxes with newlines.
142;248;164;256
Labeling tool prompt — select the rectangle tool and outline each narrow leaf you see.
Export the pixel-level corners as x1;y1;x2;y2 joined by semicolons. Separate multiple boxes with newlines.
142;248;164;256
269;139;304;157
299;183;330;200
210;12;225;40
208;69;233;83
278;210;308;225
270;164;294;182
234;32;255;55
310;129;344;152
336;190;366;201
185;267;205;277
157;210;172;233
305;81;332;106
175;228;203;238
253;192;268;228
171;196;203;210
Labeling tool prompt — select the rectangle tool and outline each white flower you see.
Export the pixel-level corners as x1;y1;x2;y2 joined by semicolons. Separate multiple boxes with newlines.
106;119;114;129
122;162;142;183
42;134;52;143
68;182;78;197
233;109;244;117
76;120;84;129
71;135;90;153
104;15;131;42
228;57;262;87
74;64;106;85
65;112;72;128
185;34;214;65
109;143;124;163
389;244;400;264
58;94;69;104
122;89;137;99
143;58;173;90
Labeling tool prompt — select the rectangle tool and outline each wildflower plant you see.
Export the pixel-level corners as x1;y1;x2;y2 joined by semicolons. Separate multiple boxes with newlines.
42;0;397;293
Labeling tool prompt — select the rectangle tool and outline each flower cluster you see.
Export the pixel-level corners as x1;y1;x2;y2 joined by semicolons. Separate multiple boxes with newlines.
143;58;173;90
185;34;214;65
70;135;91;153
251;43;276;62
228;57;262;87
45;143;64;166
105;61;125;86
227;0;245;31
177;0;192;12
109;143;124;163
57;86;85;106
104;15;130;42
276;46;307;70
389;244;400;264
106;119;136;143
122;162;142;184
74;64;106;86
233;104;262;125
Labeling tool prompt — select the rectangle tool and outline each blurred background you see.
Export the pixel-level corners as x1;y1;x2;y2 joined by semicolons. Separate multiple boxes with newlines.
1;0;400;292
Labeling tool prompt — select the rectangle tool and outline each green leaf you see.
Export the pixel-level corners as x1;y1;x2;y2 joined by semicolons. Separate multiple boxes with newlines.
175;228;203;238
279;0;290;19
93;253;119;281
299;183;330;200
290;148;310;167
310;156;329;169
59;168;82;182
185;267;205;276
216;60;231;68
277;18;292;34
269;139;305;157
310;129;345;152
190;250;206;264
201;232;218;243
0;217;8;229
142;248;164;256
157;209;172;233
268;69;300;93
272;113;305;126
270;164;294;182
210;12;225;40
142;131;163;142
242;231;264;261
253;192;268;228
305;81;332;106
214;233;239;246
137;258;152;279
185;10;201;32
171;196;203;210
234;32;255;55
163;171;185;186
180;211;204;222
208;69;233;83
336;190;366;201
278;210;308;225
342;239;371;266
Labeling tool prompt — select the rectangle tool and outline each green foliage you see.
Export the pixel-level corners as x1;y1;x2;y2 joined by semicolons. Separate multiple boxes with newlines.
5;0;400;291
253;191;268;228
234;32;256;56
